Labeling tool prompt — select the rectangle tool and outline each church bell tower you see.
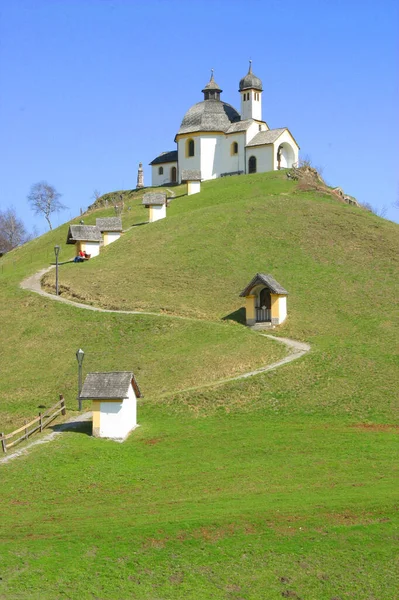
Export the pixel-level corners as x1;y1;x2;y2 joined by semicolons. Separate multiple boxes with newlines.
239;61;263;121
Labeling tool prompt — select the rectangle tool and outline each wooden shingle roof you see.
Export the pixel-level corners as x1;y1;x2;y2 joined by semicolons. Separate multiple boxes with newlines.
96;217;122;232
239;273;288;297
66;225;102;244
181;169;201;182
246;128;286;147
80;371;142;400
149;150;178;165
142;192;167;206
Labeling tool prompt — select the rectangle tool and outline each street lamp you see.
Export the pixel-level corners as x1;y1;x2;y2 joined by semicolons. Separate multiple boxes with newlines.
76;348;85;411
54;245;60;295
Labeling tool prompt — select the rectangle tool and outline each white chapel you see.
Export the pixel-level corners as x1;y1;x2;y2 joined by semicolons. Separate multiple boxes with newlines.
150;62;299;187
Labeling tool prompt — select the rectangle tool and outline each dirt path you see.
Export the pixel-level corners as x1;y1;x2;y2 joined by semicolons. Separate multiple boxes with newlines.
6;268;311;462
20;267;310;371
0;412;92;465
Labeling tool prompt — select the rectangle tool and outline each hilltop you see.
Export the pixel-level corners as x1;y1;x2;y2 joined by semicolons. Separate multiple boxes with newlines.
0;171;398;599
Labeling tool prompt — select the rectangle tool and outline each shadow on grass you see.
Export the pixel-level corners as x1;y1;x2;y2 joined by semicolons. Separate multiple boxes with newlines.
50;419;92;437
222;307;246;325
130;221;148;228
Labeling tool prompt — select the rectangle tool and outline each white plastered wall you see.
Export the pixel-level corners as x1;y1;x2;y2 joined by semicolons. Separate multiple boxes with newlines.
177;137;201;182
245;120;265;145
245;145;274;174
240;90;262;121
187;180;201;195
99;385;137;439
278;296;287;323
221;133;246;174
200;136;224;180
272;130;299;170
151;162;178;187
150;204;166;222
103;232;121;246
82;241;100;257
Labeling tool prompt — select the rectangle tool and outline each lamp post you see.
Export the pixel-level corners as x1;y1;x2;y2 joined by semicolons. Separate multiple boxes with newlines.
54;245;60;295
76;348;85;411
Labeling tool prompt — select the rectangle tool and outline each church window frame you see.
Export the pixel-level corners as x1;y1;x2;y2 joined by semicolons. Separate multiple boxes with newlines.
231;141;238;155
158;166;164;175
186;138;195;158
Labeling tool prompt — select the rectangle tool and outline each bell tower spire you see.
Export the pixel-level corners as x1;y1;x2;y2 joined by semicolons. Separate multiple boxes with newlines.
202;70;222;101
239;61;263;121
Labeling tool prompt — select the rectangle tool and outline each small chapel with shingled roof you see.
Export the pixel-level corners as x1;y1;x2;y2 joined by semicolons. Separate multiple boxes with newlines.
150;62;299;187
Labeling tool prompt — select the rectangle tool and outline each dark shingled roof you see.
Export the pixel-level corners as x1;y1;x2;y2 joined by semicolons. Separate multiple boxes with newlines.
177;100;240;136
202;73;222;93
246;128;286;147
239;62;263;91
96;217;122;232
239;273;288;297
66;225;102;244
225;119;255;134
80;371;142;400
142;192;167;206
181;169;201;182
150;150;178;165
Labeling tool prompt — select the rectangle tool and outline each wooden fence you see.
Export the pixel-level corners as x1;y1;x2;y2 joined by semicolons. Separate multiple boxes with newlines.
0;395;66;454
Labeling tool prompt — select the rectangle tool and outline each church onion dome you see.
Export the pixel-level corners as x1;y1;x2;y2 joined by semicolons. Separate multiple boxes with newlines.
202;70;223;101
177;100;240;136
202;71;222;93
239;60;263;91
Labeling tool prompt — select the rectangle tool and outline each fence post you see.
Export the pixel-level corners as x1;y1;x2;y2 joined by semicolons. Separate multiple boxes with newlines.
60;394;66;416
0;433;6;454
39;412;43;432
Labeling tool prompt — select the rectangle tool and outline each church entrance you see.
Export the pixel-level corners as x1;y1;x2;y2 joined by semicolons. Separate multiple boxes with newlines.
256;287;271;322
248;156;257;174
277;143;295;169
171;166;177;183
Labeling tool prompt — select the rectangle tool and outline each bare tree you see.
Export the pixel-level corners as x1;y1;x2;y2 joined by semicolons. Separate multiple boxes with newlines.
27;181;66;230
0;207;31;251
92;189;101;203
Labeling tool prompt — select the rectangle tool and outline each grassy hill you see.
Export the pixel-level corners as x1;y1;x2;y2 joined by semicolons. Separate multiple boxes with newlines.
0;172;398;599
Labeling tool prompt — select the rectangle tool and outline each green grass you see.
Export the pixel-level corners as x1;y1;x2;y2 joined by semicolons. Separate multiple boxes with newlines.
0;171;398;598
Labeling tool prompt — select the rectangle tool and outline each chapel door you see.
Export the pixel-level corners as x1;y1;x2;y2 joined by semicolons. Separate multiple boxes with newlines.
256;288;271;322
171;166;177;183
248;156;257;174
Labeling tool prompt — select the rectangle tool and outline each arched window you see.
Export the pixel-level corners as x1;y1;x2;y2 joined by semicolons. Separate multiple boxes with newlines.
248;156;257;174
186;138;195;157
171;166;177;182
231;142;238;155
158;166;163;175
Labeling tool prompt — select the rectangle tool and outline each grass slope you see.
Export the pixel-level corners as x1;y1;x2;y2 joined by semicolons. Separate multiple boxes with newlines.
0;172;398;599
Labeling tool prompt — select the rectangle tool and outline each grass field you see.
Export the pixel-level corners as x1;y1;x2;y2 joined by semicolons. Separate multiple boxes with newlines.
0;171;398;598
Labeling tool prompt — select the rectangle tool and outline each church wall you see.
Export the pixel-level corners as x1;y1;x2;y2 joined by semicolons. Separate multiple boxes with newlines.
200;136;223;180
177;138;201;183
246;145;274;173
245;121;262;146
221;134;246;174
151;162;178;187
272;130;299;169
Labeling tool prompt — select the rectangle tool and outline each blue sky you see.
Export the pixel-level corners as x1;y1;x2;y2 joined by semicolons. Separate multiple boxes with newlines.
0;0;398;235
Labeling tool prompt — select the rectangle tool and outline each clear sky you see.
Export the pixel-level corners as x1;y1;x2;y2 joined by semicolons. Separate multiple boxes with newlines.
0;0;398;235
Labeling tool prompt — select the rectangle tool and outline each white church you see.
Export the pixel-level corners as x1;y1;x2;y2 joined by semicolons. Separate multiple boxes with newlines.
150;62;299;187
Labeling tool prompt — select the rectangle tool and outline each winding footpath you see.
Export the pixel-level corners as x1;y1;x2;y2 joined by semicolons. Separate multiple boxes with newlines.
1;267;310;463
